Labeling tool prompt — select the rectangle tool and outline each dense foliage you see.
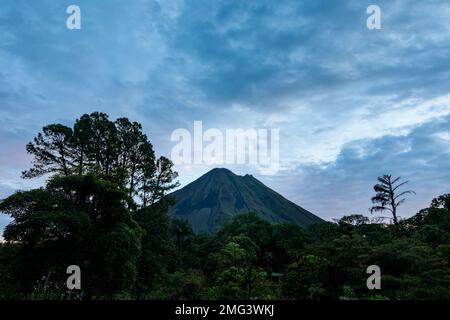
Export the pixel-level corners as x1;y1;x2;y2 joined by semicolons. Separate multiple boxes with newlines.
0;113;449;300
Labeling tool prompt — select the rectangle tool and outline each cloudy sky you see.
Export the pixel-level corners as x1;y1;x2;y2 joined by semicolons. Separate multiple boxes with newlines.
1;0;450;233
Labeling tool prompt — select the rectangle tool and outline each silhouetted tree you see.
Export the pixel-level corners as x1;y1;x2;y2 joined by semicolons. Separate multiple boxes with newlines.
370;175;415;225
431;193;450;210
21;112;177;209
1;112;179;298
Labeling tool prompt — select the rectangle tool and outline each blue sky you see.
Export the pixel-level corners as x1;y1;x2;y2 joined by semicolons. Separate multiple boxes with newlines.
1;0;450;234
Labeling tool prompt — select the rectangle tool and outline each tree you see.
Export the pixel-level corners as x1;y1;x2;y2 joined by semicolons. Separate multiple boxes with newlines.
0;174;144;297
338;214;370;226
93;222;142;297
431;194;450;210
272;222;308;269
0;186;92;293
20;112;178;210
1;112;178;298
218;213;273;253
209;235;273;299
370;175;415;225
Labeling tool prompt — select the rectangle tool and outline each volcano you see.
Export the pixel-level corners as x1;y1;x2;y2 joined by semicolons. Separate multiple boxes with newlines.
168;168;323;233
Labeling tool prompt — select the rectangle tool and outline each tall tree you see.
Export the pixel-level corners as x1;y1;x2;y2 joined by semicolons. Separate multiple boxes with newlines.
20;112;177;209
370;175;415;225
3;112;179;297
22;124;74;178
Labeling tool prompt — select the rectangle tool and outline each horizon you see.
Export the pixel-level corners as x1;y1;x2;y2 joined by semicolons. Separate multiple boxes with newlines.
2;0;450;234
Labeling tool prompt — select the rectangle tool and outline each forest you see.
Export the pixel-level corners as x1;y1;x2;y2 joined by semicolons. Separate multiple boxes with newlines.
0;112;449;300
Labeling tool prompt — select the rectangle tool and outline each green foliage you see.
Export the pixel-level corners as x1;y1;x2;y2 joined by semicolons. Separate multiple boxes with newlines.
281;255;333;300
218;213;273;249
209;236;277;299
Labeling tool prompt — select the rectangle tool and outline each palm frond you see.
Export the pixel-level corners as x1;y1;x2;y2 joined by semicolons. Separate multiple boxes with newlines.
370;205;392;213
391;176;401;185
392;180;409;191
394;190;415;200
395;198;406;207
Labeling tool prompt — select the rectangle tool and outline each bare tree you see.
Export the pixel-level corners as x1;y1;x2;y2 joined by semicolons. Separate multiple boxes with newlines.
370;175;415;225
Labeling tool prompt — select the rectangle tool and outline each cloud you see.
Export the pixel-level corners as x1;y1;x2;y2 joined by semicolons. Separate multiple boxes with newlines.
1;0;450;226
261;116;450;221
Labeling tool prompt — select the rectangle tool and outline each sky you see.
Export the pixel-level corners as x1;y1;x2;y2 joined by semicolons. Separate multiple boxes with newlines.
1;0;450;234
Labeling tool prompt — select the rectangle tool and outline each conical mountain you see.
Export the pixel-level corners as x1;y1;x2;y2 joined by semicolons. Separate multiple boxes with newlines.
169;168;323;233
